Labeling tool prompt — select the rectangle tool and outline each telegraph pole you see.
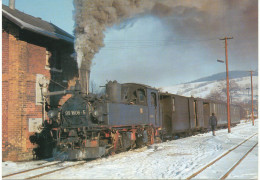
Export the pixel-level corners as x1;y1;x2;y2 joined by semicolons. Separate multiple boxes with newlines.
220;37;233;133
249;70;254;126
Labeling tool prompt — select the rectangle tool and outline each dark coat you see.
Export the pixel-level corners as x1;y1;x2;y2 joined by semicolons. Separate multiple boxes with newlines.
209;115;218;126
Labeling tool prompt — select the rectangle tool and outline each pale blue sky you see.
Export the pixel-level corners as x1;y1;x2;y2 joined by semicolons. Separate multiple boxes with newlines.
2;0;258;88
2;0;75;35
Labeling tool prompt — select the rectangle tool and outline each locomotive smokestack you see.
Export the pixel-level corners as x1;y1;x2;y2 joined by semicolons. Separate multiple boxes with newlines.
9;0;15;10
79;69;90;94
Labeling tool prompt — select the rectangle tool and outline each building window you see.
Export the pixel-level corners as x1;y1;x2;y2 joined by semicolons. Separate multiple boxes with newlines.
45;50;51;69
45;50;62;72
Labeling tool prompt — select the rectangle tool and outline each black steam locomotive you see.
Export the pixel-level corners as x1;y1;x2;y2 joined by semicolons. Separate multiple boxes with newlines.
30;80;161;160
30;80;241;160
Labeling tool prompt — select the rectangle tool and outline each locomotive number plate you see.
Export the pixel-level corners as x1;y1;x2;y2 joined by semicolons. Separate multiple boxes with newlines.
64;110;86;116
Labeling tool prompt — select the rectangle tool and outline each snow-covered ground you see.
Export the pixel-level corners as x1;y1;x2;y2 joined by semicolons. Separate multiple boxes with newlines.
2;120;258;179
161;76;258;103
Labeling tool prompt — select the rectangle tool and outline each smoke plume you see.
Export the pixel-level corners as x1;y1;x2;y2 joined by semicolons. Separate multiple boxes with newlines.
74;0;147;93
74;0;257;91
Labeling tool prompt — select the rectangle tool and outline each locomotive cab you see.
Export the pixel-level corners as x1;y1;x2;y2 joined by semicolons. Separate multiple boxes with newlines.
104;81;161;128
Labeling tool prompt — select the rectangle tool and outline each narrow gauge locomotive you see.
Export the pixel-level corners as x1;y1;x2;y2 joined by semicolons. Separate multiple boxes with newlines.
30;80;241;160
30;80;161;160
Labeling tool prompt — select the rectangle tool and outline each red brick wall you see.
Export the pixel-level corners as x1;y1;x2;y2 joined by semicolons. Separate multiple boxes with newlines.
2;31;9;158
27;43;46;74
2;81;9;158
2;31;9;73
2;27;51;161
2;22;77;161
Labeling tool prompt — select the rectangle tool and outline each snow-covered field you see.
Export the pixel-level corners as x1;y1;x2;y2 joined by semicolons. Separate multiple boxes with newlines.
161;76;258;103
2;120;258;179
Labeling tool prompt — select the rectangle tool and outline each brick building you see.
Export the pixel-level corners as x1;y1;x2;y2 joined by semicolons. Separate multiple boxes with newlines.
2;4;78;161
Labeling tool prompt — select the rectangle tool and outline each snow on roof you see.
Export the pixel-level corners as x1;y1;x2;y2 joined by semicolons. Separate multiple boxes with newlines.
2;4;74;43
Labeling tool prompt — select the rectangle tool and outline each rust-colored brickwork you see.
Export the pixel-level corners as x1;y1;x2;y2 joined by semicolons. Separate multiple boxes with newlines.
2;21;77;161
2;31;9;74
2;81;9;158
2;26;51;161
2;31;9;157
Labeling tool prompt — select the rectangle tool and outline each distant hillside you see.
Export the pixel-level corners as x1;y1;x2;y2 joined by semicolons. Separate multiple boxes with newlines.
162;76;258;104
189;71;258;83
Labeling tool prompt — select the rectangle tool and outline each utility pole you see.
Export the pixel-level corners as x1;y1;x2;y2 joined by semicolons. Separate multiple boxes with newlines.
249;70;254;126
219;37;233;133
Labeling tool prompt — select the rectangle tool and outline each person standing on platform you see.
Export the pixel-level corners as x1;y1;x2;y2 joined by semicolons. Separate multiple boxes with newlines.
209;113;218;136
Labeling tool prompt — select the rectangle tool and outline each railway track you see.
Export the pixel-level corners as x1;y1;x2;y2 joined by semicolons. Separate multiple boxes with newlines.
2;161;63;179
2;161;86;179
186;133;258;180
2;124;257;179
220;142;258;179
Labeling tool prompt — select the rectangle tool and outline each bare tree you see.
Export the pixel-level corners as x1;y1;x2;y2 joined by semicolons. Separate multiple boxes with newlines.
206;80;241;103
218;80;240;103
206;89;225;102
229;80;240;103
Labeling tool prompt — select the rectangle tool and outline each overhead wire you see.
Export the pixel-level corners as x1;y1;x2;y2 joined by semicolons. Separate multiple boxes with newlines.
78;34;256;51
78;38;219;50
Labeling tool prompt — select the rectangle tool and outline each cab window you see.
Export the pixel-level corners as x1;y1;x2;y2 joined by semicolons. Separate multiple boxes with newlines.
121;87;129;101
137;89;145;102
151;92;157;107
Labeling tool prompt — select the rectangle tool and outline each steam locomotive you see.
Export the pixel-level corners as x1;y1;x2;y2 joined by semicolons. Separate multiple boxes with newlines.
30;80;241;160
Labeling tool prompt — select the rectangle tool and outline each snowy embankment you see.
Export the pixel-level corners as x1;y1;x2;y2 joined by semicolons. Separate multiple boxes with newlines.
2;120;258;179
161;76;258;102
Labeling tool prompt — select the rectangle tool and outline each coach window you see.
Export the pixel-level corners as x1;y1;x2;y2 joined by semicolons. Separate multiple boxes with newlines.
151;92;157;107
172;97;175;112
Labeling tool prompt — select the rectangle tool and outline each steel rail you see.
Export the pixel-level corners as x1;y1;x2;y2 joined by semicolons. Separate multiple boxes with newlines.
2;161;63;178
220;142;258;180
186;133;257;180
25;161;86;179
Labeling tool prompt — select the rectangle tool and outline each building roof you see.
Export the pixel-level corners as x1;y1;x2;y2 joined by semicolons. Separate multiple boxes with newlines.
2;4;74;43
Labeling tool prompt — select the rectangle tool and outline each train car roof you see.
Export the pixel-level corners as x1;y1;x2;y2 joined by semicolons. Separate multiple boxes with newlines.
160;92;240;107
160;92;195;99
202;99;241;107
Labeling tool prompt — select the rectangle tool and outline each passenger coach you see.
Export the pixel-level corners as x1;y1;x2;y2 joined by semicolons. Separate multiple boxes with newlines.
160;93;241;137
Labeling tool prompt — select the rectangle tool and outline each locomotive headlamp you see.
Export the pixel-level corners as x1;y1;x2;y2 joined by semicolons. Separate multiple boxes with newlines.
47;110;58;119
92;110;100;118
